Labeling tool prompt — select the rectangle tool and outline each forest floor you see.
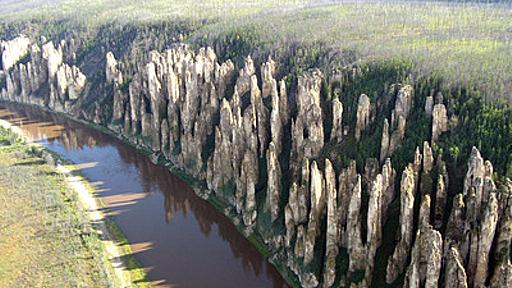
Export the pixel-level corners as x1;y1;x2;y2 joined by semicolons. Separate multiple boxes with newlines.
0;122;147;287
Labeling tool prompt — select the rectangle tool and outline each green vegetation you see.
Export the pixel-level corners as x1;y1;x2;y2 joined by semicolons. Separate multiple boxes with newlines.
0;127;111;287
0;125;150;287
103;220;150;287
2;0;510;179
1;1;511;101
1;1;512;286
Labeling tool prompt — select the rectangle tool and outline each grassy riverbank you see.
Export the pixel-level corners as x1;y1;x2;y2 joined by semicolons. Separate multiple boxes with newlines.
0;125;148;287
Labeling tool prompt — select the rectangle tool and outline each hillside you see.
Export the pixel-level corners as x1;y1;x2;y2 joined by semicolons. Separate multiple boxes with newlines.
1;0;512;100
1;1;512;287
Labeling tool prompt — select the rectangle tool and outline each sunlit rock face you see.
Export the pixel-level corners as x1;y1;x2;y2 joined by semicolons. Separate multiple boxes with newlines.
355;93;371;142
445;247;468;288
1;37;86;114
330;98;343;143
1;35;31;72
431;102;449;142
105;51;123;85
2;35;511;288
380;85;414;160
386;165;417;284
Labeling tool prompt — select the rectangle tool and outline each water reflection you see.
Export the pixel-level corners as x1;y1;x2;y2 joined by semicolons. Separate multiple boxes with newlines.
0;103;287;288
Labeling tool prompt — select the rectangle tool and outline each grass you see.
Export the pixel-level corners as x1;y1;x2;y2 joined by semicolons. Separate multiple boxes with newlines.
0;127;111;287
0;125;150;287
104;220;149;287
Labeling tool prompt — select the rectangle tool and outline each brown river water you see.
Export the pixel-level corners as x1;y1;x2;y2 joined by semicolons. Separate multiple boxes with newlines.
0;103;287;288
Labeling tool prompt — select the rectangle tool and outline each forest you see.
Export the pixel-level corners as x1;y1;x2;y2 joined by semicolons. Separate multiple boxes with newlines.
1;1;512;288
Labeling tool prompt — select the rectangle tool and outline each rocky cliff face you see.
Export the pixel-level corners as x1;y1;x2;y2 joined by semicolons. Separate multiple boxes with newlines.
1;35;510;288
1;35;31;72
0;38;86;114
380;85;413;160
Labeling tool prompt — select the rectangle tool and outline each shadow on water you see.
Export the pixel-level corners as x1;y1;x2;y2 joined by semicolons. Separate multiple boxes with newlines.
0;103;287;288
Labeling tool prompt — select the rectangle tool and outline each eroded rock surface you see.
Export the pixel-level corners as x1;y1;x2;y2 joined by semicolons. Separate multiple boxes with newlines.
2;39;511;288
1;35;31;72
355;93;371;141
432;103;449;142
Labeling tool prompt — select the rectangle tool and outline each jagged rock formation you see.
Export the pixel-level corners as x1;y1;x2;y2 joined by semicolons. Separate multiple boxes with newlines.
290;70;325;170
445;246;468;288
105;51;123;85
381;142;510;288
491;180;512;287
431;102;449;142
355;93;371;142
1;37;86;113
323;159;338;288
380;85;413;160
330;98;343;143
1;35;30;72
267;141;281;223
425;95;434;116
2;35;511;288
386;165;416;283
403;223;443;288
347;175;365;272
434;158;448;229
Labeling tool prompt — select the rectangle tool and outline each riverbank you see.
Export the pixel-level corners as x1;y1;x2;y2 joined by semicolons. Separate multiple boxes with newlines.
1;98;299;287
0;119;149;287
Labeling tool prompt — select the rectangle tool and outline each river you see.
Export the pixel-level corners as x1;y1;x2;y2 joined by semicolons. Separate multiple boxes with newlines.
0;103;287;288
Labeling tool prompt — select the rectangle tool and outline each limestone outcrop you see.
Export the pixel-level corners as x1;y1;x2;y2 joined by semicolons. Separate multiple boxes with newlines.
403;224;443;288
355;93;371;141
266;141;281;223
330;98;343;143
393;85;414;121
431;103;449;142
1;39;86;112
434;158;448;229
445;246;468;288
303;161;325;265
106;51;123;85
3;37;511;288
347;175;365;273
1;35;31;72
381;85;414;160
380;118;390;161
323;159;338;288
291;70;324;168
386;165;417;284
425;95;434;116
